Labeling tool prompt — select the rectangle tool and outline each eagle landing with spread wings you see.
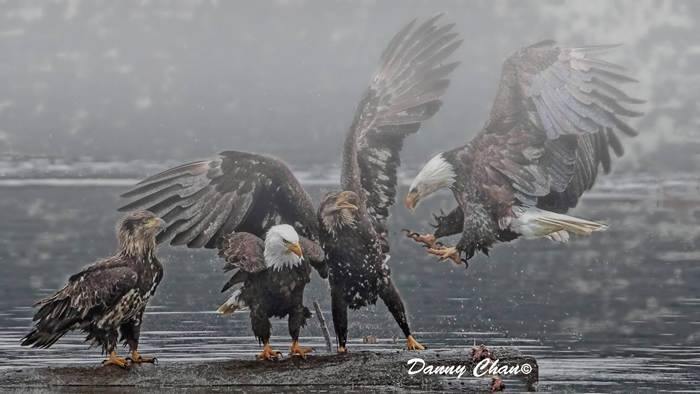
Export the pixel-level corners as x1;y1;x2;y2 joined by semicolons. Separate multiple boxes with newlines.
403;40;644;265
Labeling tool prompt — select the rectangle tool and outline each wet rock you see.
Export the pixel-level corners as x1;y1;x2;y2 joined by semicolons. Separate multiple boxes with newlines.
0;347;538;393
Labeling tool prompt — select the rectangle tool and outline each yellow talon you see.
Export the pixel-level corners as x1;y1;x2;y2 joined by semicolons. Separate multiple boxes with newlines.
427;245;463;264
406;335;425;351
129;350;157;363
256;343;280;361
337;346;346;353
289;341;313;359
102;351;129;368
404;230;437;247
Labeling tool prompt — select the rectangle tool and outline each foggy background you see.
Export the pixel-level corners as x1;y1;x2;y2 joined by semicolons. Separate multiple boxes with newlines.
1;1;699;391
0;0;698;172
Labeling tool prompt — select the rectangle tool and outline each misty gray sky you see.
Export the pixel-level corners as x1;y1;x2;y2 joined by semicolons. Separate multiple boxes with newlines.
1;0;698;172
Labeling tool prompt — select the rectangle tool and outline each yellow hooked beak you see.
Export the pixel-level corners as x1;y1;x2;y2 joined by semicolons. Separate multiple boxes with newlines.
405;191;420;211
286;242;303;258
146;217;166;229
335;191;358;211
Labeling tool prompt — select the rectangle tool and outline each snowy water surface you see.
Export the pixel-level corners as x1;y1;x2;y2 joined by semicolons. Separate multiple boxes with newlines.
0;173;699;392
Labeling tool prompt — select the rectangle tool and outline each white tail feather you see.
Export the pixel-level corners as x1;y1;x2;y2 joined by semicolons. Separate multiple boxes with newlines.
217;288;247;316
544;230;570;243
508;207;608;241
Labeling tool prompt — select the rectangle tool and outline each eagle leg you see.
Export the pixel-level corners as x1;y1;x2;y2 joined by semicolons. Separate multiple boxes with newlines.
406;335;425;351
102;351;130;369
128;350;157;364
121;313;156;363
378;278;426;352
256;343;280;361
426;245;463;264
402;229;436;247
331;287;348;353
289;341;313;359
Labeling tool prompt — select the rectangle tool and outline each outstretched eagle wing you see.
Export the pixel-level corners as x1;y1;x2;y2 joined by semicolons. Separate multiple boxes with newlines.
119;151;319;249
464;41;643;212
341;13;462;230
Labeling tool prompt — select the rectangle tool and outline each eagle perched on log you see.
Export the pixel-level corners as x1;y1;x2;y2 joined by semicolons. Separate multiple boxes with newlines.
21;211;166;368
216;225;324;360
119;152;329;359
403;41;643;264
119;14;460;354
317;14;462;352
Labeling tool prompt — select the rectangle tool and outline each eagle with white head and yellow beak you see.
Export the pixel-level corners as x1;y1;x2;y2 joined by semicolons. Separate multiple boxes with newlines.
119;154;328;360
217;224;323;360
403;40;644;264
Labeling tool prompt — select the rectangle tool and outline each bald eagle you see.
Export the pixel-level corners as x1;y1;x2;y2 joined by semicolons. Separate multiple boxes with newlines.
216;225;324;359
403;41;643;264
21;210;165;368
119;13;461;353
119;151;328;359
317;13;462;353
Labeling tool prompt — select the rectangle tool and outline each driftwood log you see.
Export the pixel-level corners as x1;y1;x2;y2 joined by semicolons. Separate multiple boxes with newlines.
0;346;538;393
313;300;333;353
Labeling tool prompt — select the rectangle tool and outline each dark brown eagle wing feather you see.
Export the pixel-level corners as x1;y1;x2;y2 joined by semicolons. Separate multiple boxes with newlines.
341;13;462;231
218;232;266;274
465;41;643;211
34;258;139;316
119;151;318;248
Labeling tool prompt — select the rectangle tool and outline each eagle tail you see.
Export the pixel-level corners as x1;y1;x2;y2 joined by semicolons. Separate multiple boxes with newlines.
544;230;571;243
509;207;608;241
21;298;81;349
217;288;247;316
21;328;70;349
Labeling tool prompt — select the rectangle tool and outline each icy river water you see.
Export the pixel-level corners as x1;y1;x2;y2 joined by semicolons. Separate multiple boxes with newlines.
0;174;699;392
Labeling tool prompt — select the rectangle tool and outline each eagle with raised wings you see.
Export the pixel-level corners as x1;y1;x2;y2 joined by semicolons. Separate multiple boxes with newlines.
120;13;461;354
22;211;166;368
403;40;643;264
317;13;462;352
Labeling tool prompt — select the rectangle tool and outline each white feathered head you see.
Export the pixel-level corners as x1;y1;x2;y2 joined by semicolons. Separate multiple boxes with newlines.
264;224;303;271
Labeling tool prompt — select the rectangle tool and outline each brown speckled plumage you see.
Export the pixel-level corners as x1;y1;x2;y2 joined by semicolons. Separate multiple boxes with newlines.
320;14;461;351
22;211;164;356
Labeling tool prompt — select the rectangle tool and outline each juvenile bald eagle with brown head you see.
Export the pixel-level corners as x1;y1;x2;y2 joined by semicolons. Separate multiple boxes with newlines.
317;13;461;353
403;41;644;264
22;210;166;368
119;13;461;354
